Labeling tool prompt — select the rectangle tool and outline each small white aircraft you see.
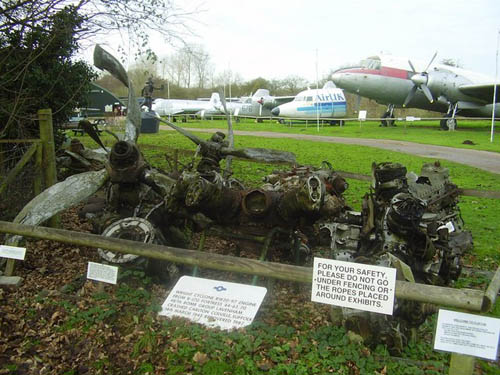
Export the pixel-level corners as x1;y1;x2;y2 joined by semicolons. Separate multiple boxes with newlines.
271;82;347;123
330;54;500;129
152;93;221;117
217;89;295;119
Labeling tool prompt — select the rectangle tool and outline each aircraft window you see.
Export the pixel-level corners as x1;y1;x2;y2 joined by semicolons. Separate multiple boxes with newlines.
306;96;313;101
360;58;381;70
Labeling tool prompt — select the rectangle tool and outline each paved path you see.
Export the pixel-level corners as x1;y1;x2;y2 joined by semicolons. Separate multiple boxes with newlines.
160;126;500;174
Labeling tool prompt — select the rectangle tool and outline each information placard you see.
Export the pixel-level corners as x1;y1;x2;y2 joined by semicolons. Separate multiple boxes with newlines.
86;262;118;284
358;110;367;121
159;276;267;330
311;258;396;315
0;245;26;260
434;309;500;360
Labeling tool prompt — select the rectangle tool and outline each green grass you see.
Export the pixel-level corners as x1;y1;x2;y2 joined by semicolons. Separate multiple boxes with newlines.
167;117;500;153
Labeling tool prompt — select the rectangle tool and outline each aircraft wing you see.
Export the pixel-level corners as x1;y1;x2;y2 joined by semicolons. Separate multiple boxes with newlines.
458;83;500;103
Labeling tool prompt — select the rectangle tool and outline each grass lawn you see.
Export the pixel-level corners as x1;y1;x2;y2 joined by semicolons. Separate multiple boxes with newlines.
170;117;500;153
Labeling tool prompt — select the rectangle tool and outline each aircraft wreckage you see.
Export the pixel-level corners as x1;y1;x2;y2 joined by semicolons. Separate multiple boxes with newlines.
8;45;473;353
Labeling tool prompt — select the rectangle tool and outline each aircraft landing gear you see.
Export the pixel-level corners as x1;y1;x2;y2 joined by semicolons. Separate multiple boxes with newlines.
440;103;458;130
380;104;396;127
329;120;344;126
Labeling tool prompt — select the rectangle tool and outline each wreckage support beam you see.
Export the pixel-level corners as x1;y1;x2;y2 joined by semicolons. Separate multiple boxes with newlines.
0;220;490;313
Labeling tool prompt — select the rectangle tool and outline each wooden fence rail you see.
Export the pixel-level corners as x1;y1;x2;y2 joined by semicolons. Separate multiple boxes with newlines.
1;220;497;313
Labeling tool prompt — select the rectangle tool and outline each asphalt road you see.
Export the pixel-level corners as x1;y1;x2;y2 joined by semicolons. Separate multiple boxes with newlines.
160;126;500;175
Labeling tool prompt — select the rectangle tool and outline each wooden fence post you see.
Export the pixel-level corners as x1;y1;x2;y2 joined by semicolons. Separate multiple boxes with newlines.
449;354;475;375
34;142;43;196
38;109;59;227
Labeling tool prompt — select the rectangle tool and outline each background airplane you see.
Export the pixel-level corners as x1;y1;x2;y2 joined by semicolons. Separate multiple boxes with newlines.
152;92;221;118
217;89;295;120
330;54;500;129
271;81;346;124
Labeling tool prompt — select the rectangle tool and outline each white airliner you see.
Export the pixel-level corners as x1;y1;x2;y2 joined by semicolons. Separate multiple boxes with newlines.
152;93;221;117
330;54;500;129
271;81;347;122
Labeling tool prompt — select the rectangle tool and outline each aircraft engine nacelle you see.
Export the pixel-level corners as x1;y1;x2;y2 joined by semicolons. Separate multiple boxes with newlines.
426;70;474;104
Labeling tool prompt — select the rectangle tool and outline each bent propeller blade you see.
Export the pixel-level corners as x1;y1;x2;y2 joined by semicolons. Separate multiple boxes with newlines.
6;169;109;245
218;88;234;176
154;115;205;146
94;44;141;144
222;147;296;164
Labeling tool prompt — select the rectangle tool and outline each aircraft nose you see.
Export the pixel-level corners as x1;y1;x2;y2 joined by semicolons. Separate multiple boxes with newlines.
271;107;280;116
330;72;343;86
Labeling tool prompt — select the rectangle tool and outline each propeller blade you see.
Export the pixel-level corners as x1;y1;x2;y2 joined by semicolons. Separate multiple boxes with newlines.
6;169;109;245
93;44;128;88
421;84;434;103
218;89;234;176
94;45;141;144
424;51;438;73
403;85;418;107
222;147;296;164
80;120;107;152
259;104;262;117
154;115;204;146
408;60;417;73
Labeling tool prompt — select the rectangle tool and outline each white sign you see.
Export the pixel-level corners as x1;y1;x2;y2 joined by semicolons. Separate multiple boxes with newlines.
434;309;500;360
311;258;396;315
358;110;367;121
87;262;118;284
0;245;26;260
406;116;416;122
159;276;267;330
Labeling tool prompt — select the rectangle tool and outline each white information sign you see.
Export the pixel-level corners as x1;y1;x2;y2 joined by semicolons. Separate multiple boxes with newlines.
159;276;267;330
434;309;500;360
0;245;26;260
358;110;367;121
86;262;118;284
311;258;396;315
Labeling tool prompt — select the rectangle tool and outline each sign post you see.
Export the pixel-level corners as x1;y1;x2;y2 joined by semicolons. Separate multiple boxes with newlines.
311;258;396;315
87;261;118;286
434;309;499;374
0;245;26;287
160;276;267;330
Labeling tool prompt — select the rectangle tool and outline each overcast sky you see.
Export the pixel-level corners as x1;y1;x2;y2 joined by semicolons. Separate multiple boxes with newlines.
90;0;500;83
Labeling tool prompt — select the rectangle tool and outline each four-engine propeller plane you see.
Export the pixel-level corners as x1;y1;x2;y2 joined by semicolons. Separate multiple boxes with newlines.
330;54;500;129
271;81;346;124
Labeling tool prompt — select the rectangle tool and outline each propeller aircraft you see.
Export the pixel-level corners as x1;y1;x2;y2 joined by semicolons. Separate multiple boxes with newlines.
152;92;222;117
216;89;295;120
270;81;347;124
330;54;500;129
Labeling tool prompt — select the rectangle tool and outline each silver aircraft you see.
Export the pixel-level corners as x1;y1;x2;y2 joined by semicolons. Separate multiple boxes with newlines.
330;54;500;129
152;92;221;117
216;89;295;120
